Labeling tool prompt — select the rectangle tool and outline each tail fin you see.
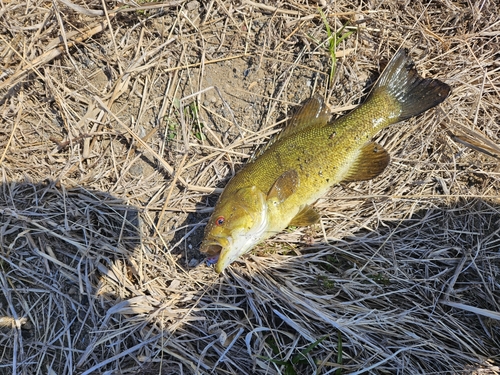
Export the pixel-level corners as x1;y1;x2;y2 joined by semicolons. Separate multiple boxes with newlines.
374;48;451;121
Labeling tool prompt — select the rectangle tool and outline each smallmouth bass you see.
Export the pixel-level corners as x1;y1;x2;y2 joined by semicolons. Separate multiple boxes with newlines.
200;49;450;273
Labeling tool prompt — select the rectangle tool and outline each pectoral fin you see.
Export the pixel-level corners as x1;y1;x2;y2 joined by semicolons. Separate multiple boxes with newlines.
267;169;299;203
289;205;320;227
344;142;390;182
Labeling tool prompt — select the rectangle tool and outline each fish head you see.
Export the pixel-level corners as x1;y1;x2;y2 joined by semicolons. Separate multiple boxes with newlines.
200;186;269;273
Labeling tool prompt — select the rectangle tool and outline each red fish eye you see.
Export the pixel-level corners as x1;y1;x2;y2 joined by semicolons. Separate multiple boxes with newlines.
215;216;225;226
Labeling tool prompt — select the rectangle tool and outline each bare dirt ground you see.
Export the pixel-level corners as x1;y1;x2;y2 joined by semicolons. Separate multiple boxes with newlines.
1;0;499;374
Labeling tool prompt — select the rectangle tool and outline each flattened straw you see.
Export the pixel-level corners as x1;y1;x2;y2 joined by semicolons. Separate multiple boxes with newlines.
0;17;115;90
439;301;500;321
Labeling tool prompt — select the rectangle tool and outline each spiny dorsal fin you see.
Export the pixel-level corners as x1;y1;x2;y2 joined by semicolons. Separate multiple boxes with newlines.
251;95;330;160
289;204;320;227
267;169;299;204
344;142;390;182
278;94;331;141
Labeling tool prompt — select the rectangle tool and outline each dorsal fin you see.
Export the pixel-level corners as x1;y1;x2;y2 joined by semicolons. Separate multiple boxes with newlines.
251;95;331;160
278;94;331;141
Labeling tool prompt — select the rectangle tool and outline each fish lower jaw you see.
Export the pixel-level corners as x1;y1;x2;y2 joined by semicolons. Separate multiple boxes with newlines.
215;245;249;273
215;231;268;273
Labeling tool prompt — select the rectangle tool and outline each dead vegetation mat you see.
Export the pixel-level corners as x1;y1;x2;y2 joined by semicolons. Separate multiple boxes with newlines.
1;0;499;374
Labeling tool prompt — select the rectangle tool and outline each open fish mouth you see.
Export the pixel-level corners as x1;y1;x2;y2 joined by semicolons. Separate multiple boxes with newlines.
202;243;222;257
201;243;222;266
200;239;227;267
206;254;220;266
203;244;227;267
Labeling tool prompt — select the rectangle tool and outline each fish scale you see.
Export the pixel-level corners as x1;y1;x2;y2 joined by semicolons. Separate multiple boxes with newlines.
201;48;451;273
247;98;394;229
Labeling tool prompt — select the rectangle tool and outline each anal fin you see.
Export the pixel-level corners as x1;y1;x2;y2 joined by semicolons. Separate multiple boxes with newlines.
289;205;320;227
344;142;390;182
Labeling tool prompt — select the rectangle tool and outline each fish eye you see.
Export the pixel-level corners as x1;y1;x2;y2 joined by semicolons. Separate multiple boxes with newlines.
215;216;225;226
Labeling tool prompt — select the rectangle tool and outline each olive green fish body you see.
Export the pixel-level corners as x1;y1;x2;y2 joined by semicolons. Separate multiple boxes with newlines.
222;94;396;229
201;49;450;273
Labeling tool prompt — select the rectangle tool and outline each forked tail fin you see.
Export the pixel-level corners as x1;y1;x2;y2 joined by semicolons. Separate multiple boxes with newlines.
373;48;451;121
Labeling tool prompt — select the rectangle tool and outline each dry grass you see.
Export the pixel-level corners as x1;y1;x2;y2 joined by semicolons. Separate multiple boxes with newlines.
1;0;499;374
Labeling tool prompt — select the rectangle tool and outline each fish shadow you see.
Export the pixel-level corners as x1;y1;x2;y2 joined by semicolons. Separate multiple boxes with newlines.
187;196;500;373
